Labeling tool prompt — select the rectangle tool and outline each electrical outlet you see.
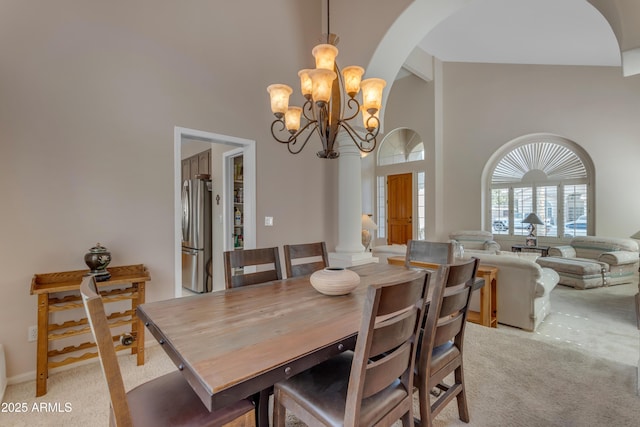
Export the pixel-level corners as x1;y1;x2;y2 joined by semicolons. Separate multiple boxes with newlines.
28;325;38;342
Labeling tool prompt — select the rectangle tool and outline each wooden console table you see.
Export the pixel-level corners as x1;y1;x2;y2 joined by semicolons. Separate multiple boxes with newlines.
30;264;150;396
387;256;497;328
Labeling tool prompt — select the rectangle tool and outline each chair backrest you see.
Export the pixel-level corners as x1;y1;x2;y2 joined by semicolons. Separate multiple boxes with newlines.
223;247;282;289
419;257;479;373
80;275;133;427
405;240;454;268
344;270;429;424
283;242;329;278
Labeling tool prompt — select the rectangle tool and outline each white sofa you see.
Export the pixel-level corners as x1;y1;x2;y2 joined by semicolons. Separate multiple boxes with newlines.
464;252;559;331
373;231;501;264
449;230;501;256
536;236;640;289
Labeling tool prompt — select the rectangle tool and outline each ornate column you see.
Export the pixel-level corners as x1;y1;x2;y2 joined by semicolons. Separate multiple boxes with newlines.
329;133;377;267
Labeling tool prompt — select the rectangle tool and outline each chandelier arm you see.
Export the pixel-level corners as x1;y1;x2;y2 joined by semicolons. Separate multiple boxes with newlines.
287;124;318;154
338;121;379;153
341;98;361;122
301;99;316;122
270;119;293;144
270;118;319;145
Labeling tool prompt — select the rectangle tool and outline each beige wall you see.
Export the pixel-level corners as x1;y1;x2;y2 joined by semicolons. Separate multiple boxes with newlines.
0;0;335;379
441;63;640;241
368;63;640;247
3;0;640;384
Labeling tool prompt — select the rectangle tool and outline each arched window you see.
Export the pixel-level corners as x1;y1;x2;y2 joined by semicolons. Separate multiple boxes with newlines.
377;128;425;166
487;135;594;239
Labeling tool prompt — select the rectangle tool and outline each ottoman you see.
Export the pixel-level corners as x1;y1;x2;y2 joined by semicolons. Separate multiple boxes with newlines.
536;256;606;289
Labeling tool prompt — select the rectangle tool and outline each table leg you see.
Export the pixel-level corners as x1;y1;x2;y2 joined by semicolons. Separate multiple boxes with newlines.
479;272;490;326
133;281;145;366
489;272;497;328
253;388;271;427
36;294;49;397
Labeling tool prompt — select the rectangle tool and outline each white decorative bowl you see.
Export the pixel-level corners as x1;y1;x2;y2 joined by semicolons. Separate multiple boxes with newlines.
310;267;361;296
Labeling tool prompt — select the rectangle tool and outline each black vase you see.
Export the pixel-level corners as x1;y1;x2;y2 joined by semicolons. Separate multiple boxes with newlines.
84;243;111;281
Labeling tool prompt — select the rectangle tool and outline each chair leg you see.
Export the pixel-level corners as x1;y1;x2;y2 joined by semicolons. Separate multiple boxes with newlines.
272;389;286;427
401;410;412;426
417;383;434;427
454;366;469;423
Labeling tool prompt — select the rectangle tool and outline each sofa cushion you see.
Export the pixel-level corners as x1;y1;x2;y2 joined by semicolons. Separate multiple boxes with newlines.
599;251;639;266
570;236;639;260
548;245;576;258
536;257;604;275
536;256;606;289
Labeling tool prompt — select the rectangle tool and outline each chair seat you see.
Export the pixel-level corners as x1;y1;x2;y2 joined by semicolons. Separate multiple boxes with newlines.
275;352;409;427
125;371;254;427
430;341;459;373
416;341;459;377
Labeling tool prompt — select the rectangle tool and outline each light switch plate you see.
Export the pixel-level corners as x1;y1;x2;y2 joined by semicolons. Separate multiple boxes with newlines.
265;216;274;226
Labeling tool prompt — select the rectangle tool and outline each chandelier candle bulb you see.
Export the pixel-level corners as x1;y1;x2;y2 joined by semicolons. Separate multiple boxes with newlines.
312;44;338;70
342;66;364;97
267;84;293;118
308;68;336;104
360;78;386;113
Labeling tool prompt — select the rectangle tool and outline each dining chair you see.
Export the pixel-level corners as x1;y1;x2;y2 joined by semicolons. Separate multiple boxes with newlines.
415;257;480;427
80;274;256;427
223;247;282;289
283;241;329;278
405;240;455;268
272;269;430;427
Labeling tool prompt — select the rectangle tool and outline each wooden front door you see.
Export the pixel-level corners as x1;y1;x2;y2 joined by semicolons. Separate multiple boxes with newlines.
387;173;412;245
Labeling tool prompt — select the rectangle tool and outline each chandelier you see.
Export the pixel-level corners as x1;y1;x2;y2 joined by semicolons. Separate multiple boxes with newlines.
267;2;386;159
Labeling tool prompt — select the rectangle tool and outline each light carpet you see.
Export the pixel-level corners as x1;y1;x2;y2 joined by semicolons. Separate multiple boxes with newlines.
3;284;639;426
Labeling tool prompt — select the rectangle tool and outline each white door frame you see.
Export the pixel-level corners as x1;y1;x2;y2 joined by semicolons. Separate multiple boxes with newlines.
174;126;256;297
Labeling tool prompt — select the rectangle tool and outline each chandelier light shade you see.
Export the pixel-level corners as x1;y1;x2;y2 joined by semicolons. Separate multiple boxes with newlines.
360;78;386;113
267;84;293;118
267;0;386;159
342;66;364;96
312;44;338;70
362;106;379;131
308;69;336;104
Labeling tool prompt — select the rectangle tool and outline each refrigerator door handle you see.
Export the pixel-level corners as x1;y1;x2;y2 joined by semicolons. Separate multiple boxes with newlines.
182;180;190;243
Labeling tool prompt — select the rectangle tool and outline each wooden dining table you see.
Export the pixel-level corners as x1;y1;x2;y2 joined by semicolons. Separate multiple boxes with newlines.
136;262;425;426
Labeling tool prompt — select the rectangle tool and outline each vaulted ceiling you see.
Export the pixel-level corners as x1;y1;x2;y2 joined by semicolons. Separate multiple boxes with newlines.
418;0;620;67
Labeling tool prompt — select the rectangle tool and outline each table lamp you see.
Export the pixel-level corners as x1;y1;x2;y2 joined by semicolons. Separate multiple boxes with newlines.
361;214;378;251
522;213;543;246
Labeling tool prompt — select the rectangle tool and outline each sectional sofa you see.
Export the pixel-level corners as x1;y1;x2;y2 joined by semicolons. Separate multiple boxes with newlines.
536;236;639;289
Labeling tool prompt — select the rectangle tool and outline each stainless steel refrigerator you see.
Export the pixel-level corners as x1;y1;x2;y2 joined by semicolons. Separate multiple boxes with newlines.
181;177;212;293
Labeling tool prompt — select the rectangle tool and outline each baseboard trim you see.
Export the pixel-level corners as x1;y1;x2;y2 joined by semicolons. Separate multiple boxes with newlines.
7;340;160;386
0;344;6;402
